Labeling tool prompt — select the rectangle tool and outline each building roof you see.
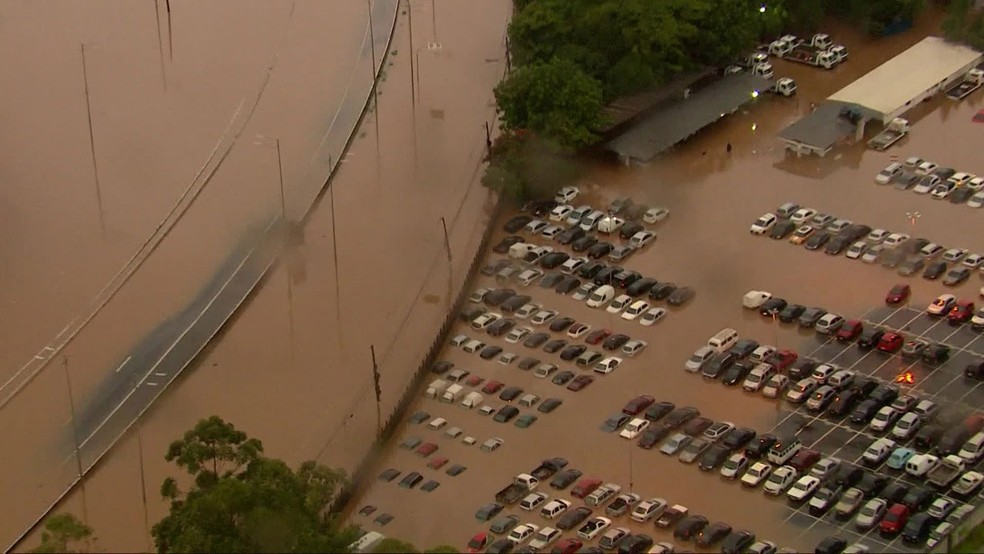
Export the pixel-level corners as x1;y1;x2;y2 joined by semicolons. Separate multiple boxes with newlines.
777;101;869;151
828;36;982;119
596;68;716;134
606;72;773;162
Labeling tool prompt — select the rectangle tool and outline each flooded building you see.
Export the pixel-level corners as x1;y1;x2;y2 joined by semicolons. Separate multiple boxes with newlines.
606;72;773;165
779;36;983;156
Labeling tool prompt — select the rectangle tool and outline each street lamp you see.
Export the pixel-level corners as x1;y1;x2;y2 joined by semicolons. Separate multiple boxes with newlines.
906;210;921;230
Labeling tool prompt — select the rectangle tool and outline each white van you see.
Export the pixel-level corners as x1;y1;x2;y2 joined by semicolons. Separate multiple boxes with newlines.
959;432;984;464
905;453;939;476
349;532;386;553
707;328;739;353
587;285;616;308
441;383;464;403
426;379;449;399
461;391;484;409
767;436;803;465
509;242;535;259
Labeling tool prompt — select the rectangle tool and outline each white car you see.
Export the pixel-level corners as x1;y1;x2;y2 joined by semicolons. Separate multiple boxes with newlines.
866;228;890;243
927;498;956;520
593;357;623;375
469;288;490;303
861;245;883;263
462;339;486;354
505;326;532;344
540;225;564;240
571;282;598;301
628;230;656;248
507;523;539;544
741;462;773;487
524;219;548;234
763;465;798;495
814;313;844;334
606;294;633;314
883;232;910;248
597;215;626;234
750;345;777;363
968;176;984;190
917;160;939;175
970;191;984;208
621;339;648;357
927;522;955;549
520;492;549;511
531;309;558;325
540;499;572;519
555;186;579;203
567;323;591;339
427;417;448;430
869;406;899;432
787;475;821;502
750;213;778;234
621;300;650;320
515;303;540;319
761;374;789;398
786;378;818;403
927;294;957;316
944;248;968;263
790;207;818;225
862;438;896;466
566;205;592;226
743;290;773;309
480;437;503;451
743;363;776;392
640;307;667;326
630;498;667;522
855;498;887;530
560;256;588;274
875;163;902;184
517;268;544;286
620;418;650;439
549;204;573;222
720;453;749;479
579;210;605;231
845;241;867;259
948;172;974;188
643;207;669;223
576;517;612;541
527;527;561;550
685;346;716;372
920;242;945;258
962;254;984;268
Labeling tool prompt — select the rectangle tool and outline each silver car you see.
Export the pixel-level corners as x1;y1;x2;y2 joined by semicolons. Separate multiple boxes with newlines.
660;433;692;456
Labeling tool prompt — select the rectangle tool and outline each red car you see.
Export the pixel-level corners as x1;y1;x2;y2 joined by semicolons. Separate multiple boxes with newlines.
465;374;485;387
877;332;904;353
551;538;584;554
949;300;975;324
789;448;821;472
416;442;438;457
836;320;863;342
886;283;910;304
623;394;656;416
467;532;490;553
567;375;594;391
768;349;798;371
585;329;612;345
427;456;449;470
482;380;504;394
880;503;910;535
570;478;603;498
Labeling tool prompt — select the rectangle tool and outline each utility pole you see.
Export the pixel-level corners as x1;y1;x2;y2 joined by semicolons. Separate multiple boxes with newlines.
153;0;167;89
407;0;416;107
628;438;634;493
329;178;342;353
137;425;152;552
484;121;493;159
80;43;106;236
370;345;382;438
165;0;173;60
440;217;451;262
367;0;381;175
62;356;89;527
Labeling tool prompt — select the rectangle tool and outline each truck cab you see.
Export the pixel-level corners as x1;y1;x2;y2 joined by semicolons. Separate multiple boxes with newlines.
807;33;833;50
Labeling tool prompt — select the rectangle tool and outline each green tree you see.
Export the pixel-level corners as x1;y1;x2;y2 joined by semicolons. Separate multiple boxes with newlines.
152;417;359;553
373;538;419;553
494;57;604;150
30;513;93;554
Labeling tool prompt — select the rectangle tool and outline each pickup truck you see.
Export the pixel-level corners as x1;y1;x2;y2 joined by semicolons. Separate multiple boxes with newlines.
867;118;909;151
655;504;689;528
927;455;966;489
946;68;984;101
786;45;839;69
495;474;539;505
530;457;569;480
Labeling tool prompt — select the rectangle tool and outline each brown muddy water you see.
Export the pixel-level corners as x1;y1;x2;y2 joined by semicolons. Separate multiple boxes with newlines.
349;11;984;553
2;0;513;551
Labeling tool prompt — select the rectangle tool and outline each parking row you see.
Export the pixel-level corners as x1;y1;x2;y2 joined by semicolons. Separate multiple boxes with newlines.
876;156;984;208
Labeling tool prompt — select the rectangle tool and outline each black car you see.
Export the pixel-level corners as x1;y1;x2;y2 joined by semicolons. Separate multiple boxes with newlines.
880;482;910;504
696;521;732;547
603;333;631;351
459;305;486;323
483;288;516;306
663;406;700;427
587;242;614;259
499;386;524;402
923;260;947;280
644;401;675;422
487;318;517;337
698;445;731;471
721;362;752;386
555;274;583;294
720;530;756;554
539;272;565;289
787;358;819;381
550;468;583;489
722;427;757;450
616;534;653;554
826;390;861;417
518;357;542;370
814;536;847;554
493;235;524;254
551;370;575;385
480;345;503;359
966;360;984;380
540;251;571;269
503;215;533;233
702;353;735;379
855;471;888;497
852;377;878;397
729;339;759;359
835;464;864;488
898;256;926;276
649;282;677;300
914;425;944;450
475;502;505;522
842;224;872;242
950;186;975;204
493;406;520;422
850;399;880;424
543;339;568;354
600;413;631;433
902;513;934;544
798;307;827;327
804;231;831;250
549;317;575;333
572;235;598;252
903;237;930;254
893;171;919;189
902;486;934;511
613;270;642;289
824;235;851;255
673;515;709;541
667;286;695;306
593;266;622;286
619;221;645;240
638;424;674;449
778;303;806;323
922;343;950;364
578;261;605;279
538;398;563;413
857;328;885;349
556;506;593;530
759;297;787;316
626;277;659;297
500;294;531;314
560;344;586;361
556;226;586;245
523;333;549;349
880;248;906;268
745;434;777;459
769;220;796;239
529;200;558;217
868;384;900;405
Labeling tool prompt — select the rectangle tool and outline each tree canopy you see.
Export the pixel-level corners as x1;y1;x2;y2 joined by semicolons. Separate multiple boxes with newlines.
942;0;984;50
152;416;359;553
29;513;93;554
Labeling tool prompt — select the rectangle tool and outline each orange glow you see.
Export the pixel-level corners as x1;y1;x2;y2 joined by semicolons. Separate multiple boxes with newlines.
895;372;915;384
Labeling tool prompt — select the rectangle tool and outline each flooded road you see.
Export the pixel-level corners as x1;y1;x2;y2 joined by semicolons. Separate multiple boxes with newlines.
350;11;984;552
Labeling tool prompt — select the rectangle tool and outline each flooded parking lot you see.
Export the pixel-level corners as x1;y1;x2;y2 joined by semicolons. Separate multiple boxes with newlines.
350;13;984;553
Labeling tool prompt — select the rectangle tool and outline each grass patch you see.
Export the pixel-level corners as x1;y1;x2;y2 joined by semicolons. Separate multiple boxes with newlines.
956;523;984;553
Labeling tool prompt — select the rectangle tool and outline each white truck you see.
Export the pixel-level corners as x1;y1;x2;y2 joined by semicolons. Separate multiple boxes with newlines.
767;77;797;97
946;68;984;101
786;46;839;69
461;391;484;409
770;33;831;57
425;379;449;399
927;455;966;489
867;118;909;151
441;383;464;403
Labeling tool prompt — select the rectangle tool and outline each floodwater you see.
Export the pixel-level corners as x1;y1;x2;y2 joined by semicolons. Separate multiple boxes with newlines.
350;10;984;553
1;0;513;551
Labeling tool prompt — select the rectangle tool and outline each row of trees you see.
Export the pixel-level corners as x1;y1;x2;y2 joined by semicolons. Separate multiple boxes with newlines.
32;416;454;553
942;0;984;49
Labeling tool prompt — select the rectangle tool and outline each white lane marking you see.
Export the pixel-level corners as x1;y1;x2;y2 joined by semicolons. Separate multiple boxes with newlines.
114;356;132;373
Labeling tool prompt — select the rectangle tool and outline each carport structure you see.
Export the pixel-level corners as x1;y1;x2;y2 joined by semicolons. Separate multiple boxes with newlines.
779;36;983;156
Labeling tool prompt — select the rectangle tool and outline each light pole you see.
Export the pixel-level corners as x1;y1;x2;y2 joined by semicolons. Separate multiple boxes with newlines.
80;43;106;236
253;135;295;361
906;211;921;231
